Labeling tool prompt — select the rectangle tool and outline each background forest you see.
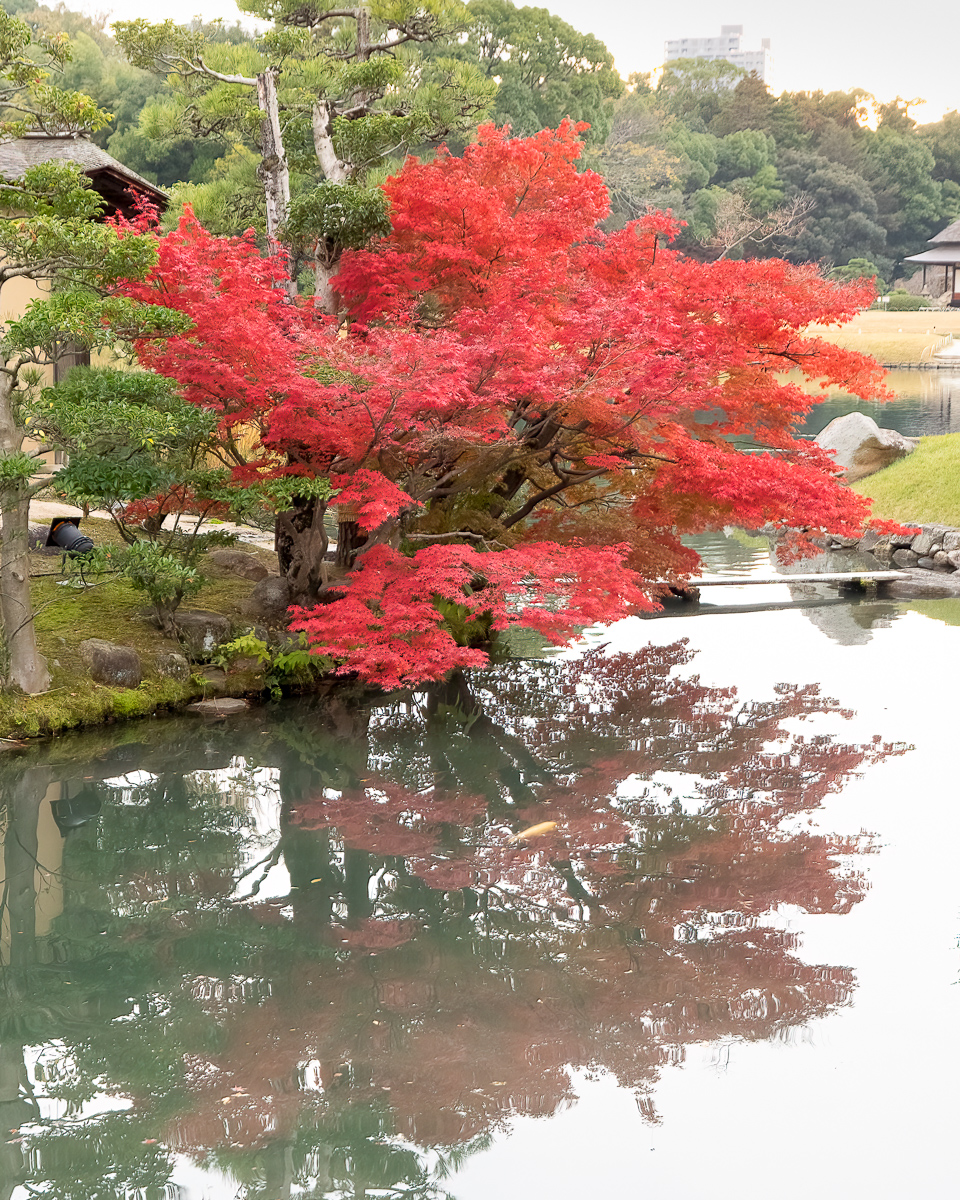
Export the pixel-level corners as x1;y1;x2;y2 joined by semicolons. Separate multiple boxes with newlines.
4;0;959;287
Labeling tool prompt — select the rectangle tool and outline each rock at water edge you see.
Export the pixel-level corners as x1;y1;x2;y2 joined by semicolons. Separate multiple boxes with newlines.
79;639;143;688
814;412;916;482
186;698;250;717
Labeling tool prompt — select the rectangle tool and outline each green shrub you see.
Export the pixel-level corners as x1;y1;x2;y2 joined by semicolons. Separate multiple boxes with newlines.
886;294;930;311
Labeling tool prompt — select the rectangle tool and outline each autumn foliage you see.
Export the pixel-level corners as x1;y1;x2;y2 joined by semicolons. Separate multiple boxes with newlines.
119;122;891;687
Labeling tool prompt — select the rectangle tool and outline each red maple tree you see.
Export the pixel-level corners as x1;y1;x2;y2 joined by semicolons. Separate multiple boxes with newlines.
118;123;892;688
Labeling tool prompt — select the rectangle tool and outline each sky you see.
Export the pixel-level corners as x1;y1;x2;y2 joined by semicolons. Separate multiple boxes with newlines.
76;0;960;125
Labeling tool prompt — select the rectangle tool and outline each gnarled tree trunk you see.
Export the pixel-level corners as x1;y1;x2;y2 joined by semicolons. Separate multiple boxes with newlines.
275;495;331;605
256;67;291;249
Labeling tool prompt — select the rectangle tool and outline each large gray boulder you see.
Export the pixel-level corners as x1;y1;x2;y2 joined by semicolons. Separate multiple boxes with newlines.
814;412;916;482
155;650;191;681
79;639;142;688
205;548;269;581
241;575;291;623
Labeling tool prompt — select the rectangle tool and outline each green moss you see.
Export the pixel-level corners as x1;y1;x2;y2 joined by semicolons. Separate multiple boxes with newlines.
0;677;195;739
853;434;960;525
1;517;285;739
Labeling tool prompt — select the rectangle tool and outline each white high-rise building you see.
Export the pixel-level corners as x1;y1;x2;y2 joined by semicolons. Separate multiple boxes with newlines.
664;25;773;84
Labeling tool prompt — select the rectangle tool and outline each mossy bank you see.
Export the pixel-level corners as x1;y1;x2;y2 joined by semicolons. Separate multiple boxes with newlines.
1;517;286;740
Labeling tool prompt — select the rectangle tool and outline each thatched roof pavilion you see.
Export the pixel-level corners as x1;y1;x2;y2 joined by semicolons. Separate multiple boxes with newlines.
0;132;167;220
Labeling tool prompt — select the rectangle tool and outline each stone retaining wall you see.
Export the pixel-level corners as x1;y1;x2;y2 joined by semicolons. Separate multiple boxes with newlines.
826;523;960;573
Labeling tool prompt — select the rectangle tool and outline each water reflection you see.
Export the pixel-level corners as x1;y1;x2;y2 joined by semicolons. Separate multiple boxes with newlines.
797;369;960;439
0;646;901;1198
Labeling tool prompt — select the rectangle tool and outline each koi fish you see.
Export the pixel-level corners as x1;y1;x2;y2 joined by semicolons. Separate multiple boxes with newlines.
508;821;558;843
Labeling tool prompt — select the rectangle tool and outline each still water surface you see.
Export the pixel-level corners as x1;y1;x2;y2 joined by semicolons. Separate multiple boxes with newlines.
799;367;960;437
1;538;959;1199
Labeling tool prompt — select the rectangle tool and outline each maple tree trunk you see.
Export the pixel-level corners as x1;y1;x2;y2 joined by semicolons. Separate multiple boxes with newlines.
256;68;291;248
0;376;50;695
335;519;366;570
275;495;330;605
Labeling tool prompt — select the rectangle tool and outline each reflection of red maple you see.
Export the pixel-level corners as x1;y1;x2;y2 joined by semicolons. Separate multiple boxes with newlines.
162;642;898;1156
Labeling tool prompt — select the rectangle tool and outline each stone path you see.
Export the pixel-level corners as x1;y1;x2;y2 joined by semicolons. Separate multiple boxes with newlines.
28;500;276;551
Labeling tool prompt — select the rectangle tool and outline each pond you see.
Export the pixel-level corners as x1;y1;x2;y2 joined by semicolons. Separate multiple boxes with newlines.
797;367;960;438
1;537;958;1200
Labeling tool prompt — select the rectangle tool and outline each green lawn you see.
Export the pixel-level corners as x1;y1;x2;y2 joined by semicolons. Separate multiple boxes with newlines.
853;433;960;524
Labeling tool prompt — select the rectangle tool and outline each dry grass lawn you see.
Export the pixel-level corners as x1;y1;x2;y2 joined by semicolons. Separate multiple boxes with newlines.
813;310;960;364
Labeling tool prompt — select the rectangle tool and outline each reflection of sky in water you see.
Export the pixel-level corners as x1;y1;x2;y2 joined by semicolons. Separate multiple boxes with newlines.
453;602;960;1200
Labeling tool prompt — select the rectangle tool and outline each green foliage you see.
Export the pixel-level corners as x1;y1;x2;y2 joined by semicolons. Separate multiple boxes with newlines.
777;149;888;269
0;9;112;135
830;257;881;283
31;366;213;452
235;473;335;515
657;56;745;128
663;125;719;190
165;144;265;234
920;109;960;183
715;129;775;182
448;0;621;144
58;451;170;501
6;290;190;356
217;629;330;696
884;291;930;311
0;447;34;482
216;630;272;667
113;4;493;264
0;157;104;218
583;62;960;272
284;179;391;250
120;537;204;614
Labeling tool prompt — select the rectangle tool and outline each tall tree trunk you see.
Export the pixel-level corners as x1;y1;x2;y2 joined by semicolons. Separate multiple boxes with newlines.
0;376;50;694
311;101;351;186
256;67;291;249
313;258;339;314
